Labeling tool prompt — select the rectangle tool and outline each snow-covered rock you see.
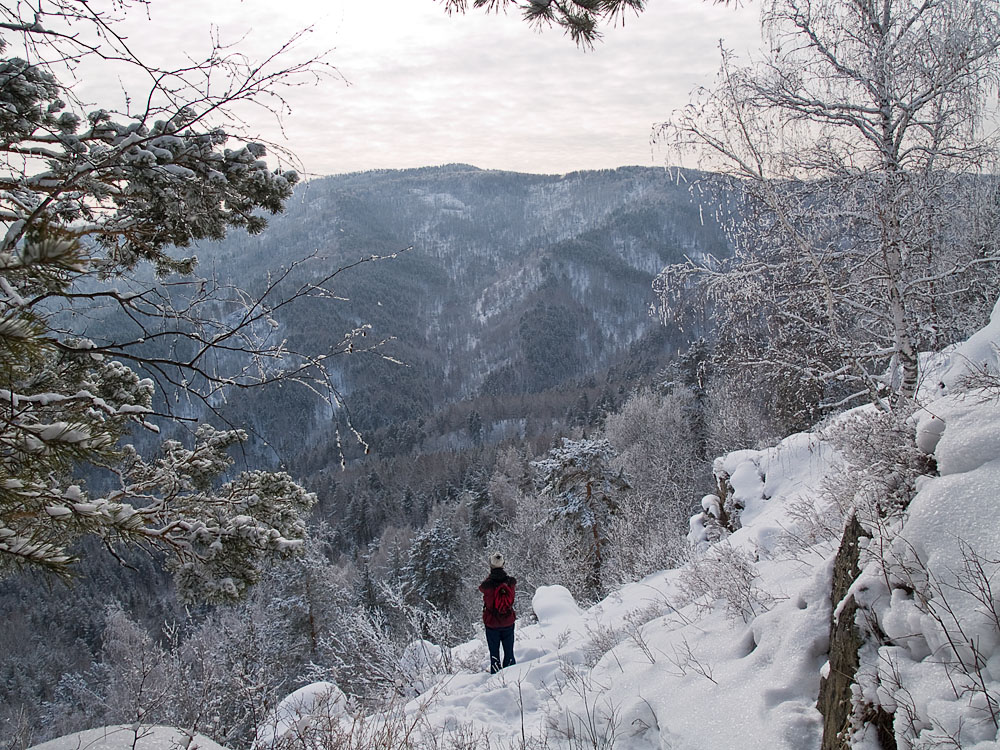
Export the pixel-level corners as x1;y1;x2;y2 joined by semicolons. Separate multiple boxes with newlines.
852;391;1000;749
254;681;348;750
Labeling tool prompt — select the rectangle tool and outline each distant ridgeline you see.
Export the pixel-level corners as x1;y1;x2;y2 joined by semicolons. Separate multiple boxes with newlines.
185;164;730;470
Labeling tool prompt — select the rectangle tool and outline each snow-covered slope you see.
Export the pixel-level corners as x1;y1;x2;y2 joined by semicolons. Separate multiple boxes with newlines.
38;304;1000;750
321;299;999;749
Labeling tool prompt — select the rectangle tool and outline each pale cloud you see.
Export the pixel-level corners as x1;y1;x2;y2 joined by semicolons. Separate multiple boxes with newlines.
67;0;763;176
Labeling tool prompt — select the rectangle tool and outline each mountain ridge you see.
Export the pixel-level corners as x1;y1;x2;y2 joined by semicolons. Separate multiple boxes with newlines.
189;164;729;468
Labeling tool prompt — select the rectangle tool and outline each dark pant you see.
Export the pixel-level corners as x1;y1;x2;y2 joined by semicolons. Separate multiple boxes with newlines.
485;624;515;673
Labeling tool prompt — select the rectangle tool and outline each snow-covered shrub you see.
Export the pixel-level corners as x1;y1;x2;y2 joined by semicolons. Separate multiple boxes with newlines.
701;373;790;456
603;487;688;588
822;407;931;524
603;388;705;531
543;663;623;750
678;543;774;623
583;622;628;668
163;572;322;748
776;491;847;559
399;640;448;696
40;667;112;742
1;705;32;750
314;604;405;701
252;690;427;750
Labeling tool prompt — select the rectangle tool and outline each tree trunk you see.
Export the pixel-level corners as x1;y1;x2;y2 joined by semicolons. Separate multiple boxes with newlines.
587;479;603;597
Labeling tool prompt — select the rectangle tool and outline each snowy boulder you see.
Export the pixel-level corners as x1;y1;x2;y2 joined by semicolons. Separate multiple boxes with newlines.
688;494;725;547
925;395;1000;477
701;493;722;519
688;509;710;547
532;584;585;638
926;295;1000;396
254;681;349;749
913;412;946;454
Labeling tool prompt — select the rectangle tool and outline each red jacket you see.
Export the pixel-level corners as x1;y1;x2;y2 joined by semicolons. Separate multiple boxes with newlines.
479;569;517;628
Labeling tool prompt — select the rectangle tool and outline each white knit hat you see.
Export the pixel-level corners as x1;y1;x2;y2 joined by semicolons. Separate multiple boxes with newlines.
489;552;505;569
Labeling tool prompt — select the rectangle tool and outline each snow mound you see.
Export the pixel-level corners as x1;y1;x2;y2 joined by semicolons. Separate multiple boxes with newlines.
29;726;230;750
532;584;584;632
921;295;1000;397
254;681;348;749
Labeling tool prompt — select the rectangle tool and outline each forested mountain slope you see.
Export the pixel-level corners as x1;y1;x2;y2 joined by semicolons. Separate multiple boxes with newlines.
190;165;728;468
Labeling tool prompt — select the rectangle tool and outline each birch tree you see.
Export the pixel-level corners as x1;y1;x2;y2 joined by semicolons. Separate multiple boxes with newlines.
656;0;1000;409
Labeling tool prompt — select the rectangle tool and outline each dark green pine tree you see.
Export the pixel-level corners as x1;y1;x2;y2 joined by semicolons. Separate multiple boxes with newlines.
406;520;463;614
533;438;629;600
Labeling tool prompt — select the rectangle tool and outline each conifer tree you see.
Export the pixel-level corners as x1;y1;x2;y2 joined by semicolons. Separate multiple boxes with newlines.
532;437;628;599
406;519;463;615
0;1;348;597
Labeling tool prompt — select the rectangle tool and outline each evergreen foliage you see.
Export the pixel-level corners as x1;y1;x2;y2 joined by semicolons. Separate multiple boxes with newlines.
439;0;646;47
533;437;629;599
0;1;331;592
406;519;464;615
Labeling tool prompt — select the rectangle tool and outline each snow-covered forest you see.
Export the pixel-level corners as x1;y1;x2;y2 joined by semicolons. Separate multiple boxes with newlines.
4;0;1000;749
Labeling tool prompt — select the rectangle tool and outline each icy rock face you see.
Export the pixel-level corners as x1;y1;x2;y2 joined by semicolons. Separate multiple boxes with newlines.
848;393;1000;748
817;515;871;750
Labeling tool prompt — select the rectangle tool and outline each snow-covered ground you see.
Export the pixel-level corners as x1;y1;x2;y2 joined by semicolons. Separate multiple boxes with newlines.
33;304;1000;750
396;431;841;750
29;725;229;750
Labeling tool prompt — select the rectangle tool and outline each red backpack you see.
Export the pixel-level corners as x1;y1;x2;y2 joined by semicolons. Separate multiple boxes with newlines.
493;581;515;616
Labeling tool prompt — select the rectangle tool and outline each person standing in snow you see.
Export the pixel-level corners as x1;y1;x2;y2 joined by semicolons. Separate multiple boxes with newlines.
480;552;517;673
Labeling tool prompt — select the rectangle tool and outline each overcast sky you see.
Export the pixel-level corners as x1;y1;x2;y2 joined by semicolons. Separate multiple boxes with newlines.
112;0;762;177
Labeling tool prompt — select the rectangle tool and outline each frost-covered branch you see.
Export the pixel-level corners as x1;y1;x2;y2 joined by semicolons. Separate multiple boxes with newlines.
654;0;1000;411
